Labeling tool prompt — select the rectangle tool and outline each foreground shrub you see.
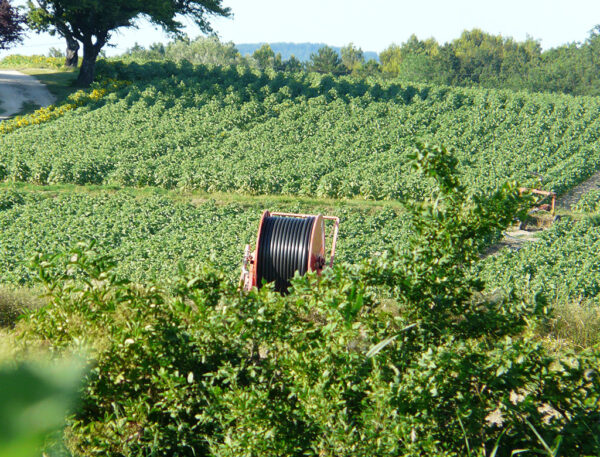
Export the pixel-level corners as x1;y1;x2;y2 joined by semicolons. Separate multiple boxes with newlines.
8;145;600;456
0;358;84;457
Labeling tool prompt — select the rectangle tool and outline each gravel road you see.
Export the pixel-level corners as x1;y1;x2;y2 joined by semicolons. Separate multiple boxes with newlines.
0;70;55;120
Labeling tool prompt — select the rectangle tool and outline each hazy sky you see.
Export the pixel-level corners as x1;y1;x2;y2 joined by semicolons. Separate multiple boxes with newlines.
3;0;600;58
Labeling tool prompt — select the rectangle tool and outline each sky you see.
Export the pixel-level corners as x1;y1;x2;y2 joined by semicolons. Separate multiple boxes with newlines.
2;0;600;58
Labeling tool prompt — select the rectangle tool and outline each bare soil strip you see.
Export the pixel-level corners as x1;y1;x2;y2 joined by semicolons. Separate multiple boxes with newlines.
557;170;600;210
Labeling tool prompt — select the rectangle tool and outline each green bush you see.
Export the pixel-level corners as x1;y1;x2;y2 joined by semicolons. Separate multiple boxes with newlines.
9;146;600;456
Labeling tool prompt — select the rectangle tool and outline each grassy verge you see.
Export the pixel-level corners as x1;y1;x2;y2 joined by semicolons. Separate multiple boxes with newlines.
0;181;407;213
15;101;42;117
544;299;600;348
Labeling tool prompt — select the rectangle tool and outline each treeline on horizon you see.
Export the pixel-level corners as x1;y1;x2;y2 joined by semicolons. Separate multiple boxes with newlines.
235;42;379;63
118;26;600;97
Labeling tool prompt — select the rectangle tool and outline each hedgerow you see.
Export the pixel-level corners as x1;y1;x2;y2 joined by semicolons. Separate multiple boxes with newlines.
6;146;599;456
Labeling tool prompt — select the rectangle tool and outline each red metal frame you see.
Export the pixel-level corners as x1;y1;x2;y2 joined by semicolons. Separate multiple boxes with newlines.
519;188;556;215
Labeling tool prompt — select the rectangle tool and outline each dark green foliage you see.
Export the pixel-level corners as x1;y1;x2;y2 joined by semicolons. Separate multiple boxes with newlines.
380;27;600;96
10;146;600;456
307;45;346;75
128;28;600;95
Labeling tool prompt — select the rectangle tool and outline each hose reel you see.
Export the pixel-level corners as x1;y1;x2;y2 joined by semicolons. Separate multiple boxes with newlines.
241;211;340;292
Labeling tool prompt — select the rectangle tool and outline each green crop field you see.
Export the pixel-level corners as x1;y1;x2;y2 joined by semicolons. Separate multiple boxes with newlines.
1;57;599;456
0;186;410;286
2;62;600;199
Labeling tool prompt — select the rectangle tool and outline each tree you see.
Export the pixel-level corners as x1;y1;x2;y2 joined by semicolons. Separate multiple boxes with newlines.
0;0;25;50
252;43;275;70
307;45;345;75
340;42;364;72
26;0;231;86
380;35;441;78
165;35;242;66
283;55;302;72
379;43;402;75
354;58;380;77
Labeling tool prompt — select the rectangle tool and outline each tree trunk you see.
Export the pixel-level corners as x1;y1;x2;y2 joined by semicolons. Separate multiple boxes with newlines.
65;36;79;68
76;41;100;87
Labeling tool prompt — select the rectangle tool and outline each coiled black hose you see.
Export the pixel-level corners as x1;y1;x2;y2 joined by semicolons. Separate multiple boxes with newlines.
257;215;315;293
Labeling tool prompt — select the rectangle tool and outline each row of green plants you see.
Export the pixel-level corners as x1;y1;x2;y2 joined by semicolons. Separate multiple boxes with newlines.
574;189;600;213
480;216;600;306
1;61;599;200
478;207;600;347
2;146;598;456
0;78;130;134
0;188;410;286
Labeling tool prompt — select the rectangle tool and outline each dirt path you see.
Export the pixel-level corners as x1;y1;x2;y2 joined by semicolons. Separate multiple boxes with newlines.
482;228;542;257
556;170;600;210
0;70;55;120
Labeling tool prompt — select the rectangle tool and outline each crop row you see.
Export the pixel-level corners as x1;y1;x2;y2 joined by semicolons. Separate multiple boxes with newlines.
1;63;599;199
479;216;600;305
0;189;410;286
3;186;600;313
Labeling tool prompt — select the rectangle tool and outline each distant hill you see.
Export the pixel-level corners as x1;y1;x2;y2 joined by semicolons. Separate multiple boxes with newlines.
235;42;379;62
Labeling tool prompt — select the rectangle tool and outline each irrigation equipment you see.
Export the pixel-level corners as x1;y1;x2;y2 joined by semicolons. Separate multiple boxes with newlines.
240;211;339;292
519;188;556;215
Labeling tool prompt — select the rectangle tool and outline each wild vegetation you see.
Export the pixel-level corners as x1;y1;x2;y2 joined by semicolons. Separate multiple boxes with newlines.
379;27;600;96
123;27;600;96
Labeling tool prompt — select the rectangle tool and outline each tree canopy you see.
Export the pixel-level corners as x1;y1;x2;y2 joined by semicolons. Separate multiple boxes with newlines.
378;28;600;96
308;45;345;75
0;0;25;50
340;42;364;72
27;0;231;85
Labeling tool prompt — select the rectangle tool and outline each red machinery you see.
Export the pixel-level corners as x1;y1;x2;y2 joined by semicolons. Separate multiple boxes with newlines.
519;188;556;215
240;211;339;292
